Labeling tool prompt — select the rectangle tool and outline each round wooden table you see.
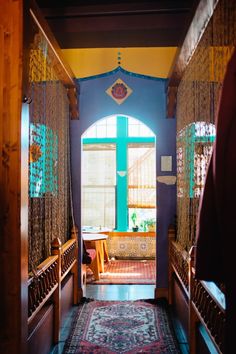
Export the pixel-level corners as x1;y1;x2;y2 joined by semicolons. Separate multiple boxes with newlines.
82;233;109;274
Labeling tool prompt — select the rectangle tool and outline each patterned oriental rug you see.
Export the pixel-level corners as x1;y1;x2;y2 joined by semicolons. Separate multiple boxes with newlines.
86;259;156;285
63;298;180;354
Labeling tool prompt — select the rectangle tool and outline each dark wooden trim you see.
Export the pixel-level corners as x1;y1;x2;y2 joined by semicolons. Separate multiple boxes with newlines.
29;0;76;88
168;0;219;85
29;1;79;118
166;0;220;118
67;87;79;120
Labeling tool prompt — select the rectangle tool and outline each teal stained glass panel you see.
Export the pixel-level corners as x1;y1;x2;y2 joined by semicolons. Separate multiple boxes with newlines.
30;123;58;197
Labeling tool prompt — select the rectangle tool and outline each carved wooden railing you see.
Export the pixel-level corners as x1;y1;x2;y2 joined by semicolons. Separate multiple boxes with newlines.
189;250;225;353
169;240;189;294
28;255;59;322
168;225;225;353
168;226;189;303
61;239;77;280
28;231;78;343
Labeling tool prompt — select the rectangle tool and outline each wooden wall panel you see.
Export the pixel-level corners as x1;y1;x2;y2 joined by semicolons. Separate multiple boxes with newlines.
28;304;54;354
61;274;74;324
173;276;189;342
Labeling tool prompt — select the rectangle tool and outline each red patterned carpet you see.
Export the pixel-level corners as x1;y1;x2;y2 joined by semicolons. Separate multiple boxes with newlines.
86;259;156;284
63;298;181;354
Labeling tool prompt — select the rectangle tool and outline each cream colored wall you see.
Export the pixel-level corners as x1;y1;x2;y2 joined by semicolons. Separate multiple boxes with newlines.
62;47;177;79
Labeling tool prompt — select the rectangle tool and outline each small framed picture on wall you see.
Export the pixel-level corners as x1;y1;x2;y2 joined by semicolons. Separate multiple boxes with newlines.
161;155;172;172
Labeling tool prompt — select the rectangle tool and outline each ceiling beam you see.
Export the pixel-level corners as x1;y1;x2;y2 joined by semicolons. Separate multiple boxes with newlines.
38;1;193;17
47;13;186;32
36;0;196;48
53;29;183;48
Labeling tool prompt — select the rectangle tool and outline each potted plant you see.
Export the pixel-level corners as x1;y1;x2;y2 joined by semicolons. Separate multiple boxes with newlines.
146;218;156;232
131;211;139;232
140;220;148;232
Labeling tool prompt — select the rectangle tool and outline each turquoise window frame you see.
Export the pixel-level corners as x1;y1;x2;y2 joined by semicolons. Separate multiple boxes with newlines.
82;115;155;231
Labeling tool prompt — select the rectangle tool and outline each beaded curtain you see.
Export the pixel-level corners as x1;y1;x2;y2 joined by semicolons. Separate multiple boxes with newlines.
176;0;236;250
28;29;70;271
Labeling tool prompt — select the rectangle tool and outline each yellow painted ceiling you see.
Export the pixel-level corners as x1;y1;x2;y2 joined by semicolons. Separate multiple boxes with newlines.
62;47;177;79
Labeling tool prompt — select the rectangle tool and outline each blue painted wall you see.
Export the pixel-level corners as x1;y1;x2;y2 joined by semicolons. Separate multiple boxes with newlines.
70;67;176;289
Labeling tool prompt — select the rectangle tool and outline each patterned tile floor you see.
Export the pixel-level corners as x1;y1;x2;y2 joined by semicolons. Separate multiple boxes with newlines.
50;284;189;354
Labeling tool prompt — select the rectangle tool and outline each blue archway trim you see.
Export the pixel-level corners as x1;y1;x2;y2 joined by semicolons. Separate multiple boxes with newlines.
76;66;167;83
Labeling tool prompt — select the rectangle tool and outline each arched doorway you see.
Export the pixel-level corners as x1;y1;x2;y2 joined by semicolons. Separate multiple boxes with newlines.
81;114;157;293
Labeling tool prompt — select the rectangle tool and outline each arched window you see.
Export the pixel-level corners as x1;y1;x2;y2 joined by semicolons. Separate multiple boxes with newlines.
82;115;156;231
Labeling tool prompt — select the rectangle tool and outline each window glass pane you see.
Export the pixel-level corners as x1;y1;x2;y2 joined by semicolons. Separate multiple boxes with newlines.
97;120;105;126
128;117;154;137
84;125;96;138
128;208;156;231
96;125;106;138
128;143;156;211
128;144;156;208
107;125;116;137
82;187;115;228
129;125;139;136
142;125;153;137
107;116;116;125
128;117;136;125
82;144;116;228
83;116;117;138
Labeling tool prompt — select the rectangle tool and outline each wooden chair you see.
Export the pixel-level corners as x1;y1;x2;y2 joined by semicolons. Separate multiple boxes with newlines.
86;248;100;280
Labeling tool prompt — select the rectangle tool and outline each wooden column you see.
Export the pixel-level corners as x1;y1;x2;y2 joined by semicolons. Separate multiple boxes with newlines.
71;226;79;304
67;87;79;120
189;246;198;354
0;1;29;353
72;225;86;300
166;86;178;119
51;238;62;343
